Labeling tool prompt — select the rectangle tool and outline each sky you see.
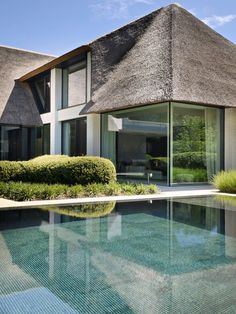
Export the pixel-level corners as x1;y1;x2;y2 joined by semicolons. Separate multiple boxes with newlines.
0;0;236;56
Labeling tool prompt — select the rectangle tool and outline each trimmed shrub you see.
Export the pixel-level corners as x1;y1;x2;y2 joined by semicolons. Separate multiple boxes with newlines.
0;155;116;185
0;161;25;182
213;170;236;193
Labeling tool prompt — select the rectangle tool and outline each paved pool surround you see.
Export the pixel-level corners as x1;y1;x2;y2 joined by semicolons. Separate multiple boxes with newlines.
0;186;218;210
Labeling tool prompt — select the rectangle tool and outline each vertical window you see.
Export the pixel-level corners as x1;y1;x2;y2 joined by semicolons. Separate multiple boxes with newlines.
62;61;87;108
43;124;50;155
34;124;51;156
62;118;87;156
31;74;51;113
171;103;223;184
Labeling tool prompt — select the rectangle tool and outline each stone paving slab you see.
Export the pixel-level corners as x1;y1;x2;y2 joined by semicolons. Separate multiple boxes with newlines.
0;198;18;207
0;188;219;210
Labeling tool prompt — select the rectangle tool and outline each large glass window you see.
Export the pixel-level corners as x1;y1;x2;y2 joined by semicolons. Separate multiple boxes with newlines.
62;61;86;108
62;118;87;156
102;102;223;185
171;103;223;184
102;104;169;183
31;74;51;113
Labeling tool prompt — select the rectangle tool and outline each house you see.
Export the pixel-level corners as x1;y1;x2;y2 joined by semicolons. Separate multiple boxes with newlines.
1;4;236;185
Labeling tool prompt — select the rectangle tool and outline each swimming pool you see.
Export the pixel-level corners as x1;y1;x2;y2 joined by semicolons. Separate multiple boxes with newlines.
0;196;236;313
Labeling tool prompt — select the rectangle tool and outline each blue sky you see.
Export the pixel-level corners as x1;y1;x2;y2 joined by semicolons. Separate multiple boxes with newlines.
1;0;236;56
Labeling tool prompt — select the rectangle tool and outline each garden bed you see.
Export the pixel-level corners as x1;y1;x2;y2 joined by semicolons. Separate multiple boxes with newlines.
0;181;158;201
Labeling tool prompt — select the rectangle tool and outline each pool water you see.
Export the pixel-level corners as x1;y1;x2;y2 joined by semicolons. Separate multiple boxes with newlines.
1;196;236;313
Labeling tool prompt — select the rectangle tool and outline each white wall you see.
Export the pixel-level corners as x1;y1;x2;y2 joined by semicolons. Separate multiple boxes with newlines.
50;68;62;154
87;114;101;156
58;105;86;122
86;52;101;156
225;108;236;170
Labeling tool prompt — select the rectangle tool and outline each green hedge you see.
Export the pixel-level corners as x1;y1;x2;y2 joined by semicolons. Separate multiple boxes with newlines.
0;181;159;201
0;155;116;185
213;170;236;193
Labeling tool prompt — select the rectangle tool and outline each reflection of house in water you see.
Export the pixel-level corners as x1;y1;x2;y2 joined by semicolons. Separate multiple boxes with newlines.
1;198;236;313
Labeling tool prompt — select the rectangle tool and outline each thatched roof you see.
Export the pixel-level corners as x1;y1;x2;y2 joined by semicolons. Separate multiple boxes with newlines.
0;46;55;126
81;4;236;114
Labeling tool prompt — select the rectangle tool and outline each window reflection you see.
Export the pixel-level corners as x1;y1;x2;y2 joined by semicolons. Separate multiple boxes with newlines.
31;74;51;113
62;118;87;156
62;61;87;108
172;103;222;183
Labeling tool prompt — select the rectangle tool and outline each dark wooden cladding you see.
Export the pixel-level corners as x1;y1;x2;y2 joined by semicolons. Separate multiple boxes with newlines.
19;45;90;82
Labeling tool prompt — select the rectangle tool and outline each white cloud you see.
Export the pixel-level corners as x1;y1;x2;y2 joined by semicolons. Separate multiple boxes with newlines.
173;2;183;8
90;0;155;20
202;14;236;28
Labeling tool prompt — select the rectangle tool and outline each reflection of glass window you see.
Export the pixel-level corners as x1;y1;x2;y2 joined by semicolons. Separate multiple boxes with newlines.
31;74;51;113
62;61;86;108
62;118;87;156
172;103;223;183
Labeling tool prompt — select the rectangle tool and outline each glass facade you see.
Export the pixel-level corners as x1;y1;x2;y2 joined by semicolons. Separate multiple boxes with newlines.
62;118;87;156
0;124;50;160
102;102;223;185
0;125;24;160
62;61;87;108
0;124;50;161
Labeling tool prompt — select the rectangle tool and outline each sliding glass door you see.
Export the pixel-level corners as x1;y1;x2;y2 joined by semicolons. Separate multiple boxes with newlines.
102;103;169;184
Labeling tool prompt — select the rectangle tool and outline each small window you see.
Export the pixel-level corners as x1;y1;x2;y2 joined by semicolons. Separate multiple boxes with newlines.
62;61;87;108
31;74;51;113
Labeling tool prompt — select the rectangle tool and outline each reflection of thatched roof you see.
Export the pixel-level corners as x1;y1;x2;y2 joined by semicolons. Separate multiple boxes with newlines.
81;4;236;114
0;46;54;126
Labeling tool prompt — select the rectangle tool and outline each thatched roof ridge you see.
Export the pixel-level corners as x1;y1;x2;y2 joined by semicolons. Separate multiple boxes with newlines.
0;46;55;126
81;4;236;114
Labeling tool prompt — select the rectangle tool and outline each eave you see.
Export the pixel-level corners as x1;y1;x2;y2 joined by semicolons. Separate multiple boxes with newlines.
19;45;90;82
